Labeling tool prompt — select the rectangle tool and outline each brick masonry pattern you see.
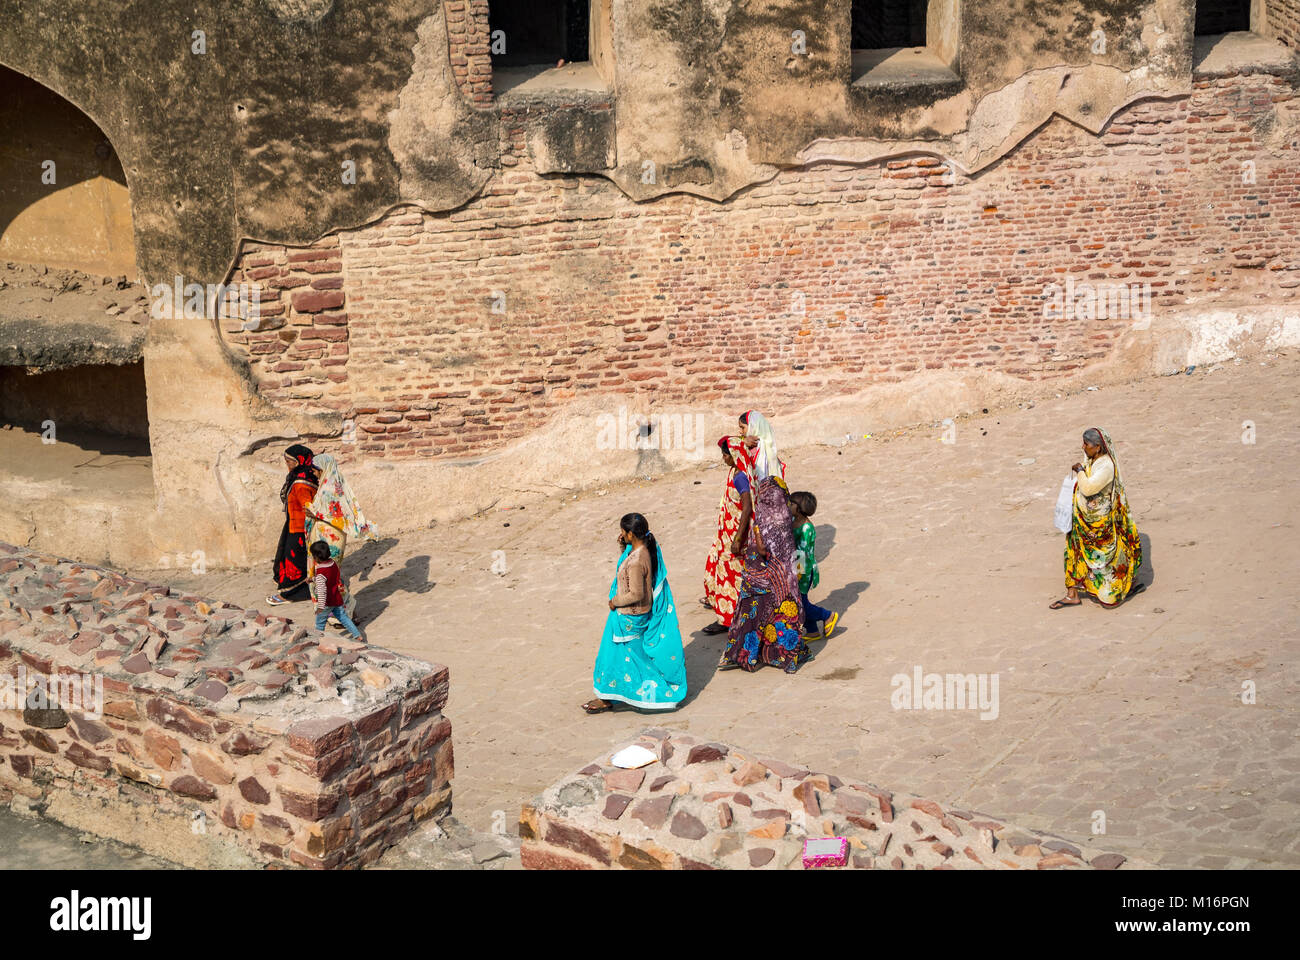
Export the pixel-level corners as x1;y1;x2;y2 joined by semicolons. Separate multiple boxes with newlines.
219;71;1300;460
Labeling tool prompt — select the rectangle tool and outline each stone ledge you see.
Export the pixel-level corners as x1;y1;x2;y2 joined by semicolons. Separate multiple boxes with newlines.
520;730;1151;871
1192;31;1300;79
0;542;453;868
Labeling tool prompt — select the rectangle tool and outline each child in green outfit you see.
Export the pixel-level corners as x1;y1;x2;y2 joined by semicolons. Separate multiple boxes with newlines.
789;491;838;640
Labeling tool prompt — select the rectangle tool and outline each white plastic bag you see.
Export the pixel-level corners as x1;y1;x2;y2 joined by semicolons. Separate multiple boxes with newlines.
1053;473;1075;533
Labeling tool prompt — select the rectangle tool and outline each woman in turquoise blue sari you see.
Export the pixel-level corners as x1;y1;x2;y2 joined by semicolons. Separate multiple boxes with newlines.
582;513;688;713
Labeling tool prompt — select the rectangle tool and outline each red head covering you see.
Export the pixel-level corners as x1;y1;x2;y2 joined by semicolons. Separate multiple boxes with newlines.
280;443;317;504
719;436;753;477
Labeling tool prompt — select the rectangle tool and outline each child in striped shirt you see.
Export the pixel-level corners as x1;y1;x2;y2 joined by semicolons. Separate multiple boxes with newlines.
309;540;364;641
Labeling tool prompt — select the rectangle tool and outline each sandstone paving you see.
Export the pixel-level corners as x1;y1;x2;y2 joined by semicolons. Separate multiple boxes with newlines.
160;355;1300;868
375;814;521;871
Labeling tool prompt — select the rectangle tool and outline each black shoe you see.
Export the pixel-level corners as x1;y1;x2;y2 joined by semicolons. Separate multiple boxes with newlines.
701;622;728;635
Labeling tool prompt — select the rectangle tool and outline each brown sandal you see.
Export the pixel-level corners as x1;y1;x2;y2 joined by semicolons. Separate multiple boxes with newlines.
1048;597;1082;609
581;699;612;714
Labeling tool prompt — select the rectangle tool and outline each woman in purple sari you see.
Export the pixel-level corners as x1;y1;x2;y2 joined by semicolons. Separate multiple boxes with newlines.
718;411;811;673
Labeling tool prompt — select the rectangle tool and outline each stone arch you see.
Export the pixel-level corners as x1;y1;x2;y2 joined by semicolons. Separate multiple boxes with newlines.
0;62;154;563
0;63;138;280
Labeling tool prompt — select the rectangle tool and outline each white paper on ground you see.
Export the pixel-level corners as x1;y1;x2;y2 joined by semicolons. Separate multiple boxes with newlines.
804;837;845;857
610;744;657;769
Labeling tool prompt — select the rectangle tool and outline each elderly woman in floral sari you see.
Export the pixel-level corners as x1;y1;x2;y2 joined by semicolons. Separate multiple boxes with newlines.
719;411;810;672
1051;427;1142;608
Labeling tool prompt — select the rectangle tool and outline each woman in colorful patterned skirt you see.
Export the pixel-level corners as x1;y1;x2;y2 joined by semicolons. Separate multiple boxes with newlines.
267;443;319;605
719;411;810;673
1051;427;1142;609
583;513;688;713
701;435;751;635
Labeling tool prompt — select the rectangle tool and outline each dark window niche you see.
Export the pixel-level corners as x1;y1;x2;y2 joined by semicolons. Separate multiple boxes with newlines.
1194;1;1251;37
489;0;589;68
852;0;928;50
850;0;961;91
489;1;616;100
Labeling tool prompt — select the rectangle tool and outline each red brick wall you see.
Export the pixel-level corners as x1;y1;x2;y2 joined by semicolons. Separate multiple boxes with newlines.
446;0;493;104
222;235;351;415
220;73;1300;460
1269;0;1300;48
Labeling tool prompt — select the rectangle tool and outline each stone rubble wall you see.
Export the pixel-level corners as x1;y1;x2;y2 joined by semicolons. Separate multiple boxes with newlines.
520;730;1148;870
0;543;452;869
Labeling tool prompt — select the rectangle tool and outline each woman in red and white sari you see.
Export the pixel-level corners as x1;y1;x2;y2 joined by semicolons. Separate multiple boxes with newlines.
702;436;750;634
702;412;787;634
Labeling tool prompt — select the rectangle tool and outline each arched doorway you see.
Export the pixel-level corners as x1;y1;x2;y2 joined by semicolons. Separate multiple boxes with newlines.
0;64;136;278
0;64;153;545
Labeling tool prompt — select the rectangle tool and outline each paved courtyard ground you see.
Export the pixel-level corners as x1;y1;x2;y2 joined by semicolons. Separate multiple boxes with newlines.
131;353;1300;868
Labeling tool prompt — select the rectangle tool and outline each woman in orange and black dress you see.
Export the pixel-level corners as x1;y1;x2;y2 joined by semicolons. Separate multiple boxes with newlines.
267;443;320;605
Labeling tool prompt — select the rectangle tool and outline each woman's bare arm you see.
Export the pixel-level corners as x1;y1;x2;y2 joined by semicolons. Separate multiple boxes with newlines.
731;492;753;555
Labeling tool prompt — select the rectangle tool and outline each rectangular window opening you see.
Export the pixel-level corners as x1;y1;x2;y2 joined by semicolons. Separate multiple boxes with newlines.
1192;2;1295;74
851;0;961;90
852;0;928;49
1194;1;1252;36
489;1;614;98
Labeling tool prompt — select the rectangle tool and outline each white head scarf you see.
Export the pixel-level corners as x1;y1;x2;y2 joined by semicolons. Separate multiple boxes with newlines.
743;410;780;482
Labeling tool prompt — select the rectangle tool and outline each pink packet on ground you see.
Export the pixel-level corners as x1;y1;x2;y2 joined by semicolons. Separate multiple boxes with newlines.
802;836;849;869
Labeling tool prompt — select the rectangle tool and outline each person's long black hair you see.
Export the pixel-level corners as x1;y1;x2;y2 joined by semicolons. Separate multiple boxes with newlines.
620;512;658;586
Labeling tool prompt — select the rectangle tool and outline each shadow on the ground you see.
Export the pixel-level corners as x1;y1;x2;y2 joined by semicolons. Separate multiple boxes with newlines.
1136;532;1155;591
348;537;400;584
803;580;869;661
354;553;435;623
818;579;869;619
679;579;871;696
816;523;836;560
680;626;725;708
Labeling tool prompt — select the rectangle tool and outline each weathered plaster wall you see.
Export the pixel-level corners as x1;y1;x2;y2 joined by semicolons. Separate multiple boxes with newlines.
0;0;489;284
597;0;1193;200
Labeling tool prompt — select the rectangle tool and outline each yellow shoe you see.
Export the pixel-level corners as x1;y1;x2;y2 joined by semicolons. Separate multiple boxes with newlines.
822;612;839;638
